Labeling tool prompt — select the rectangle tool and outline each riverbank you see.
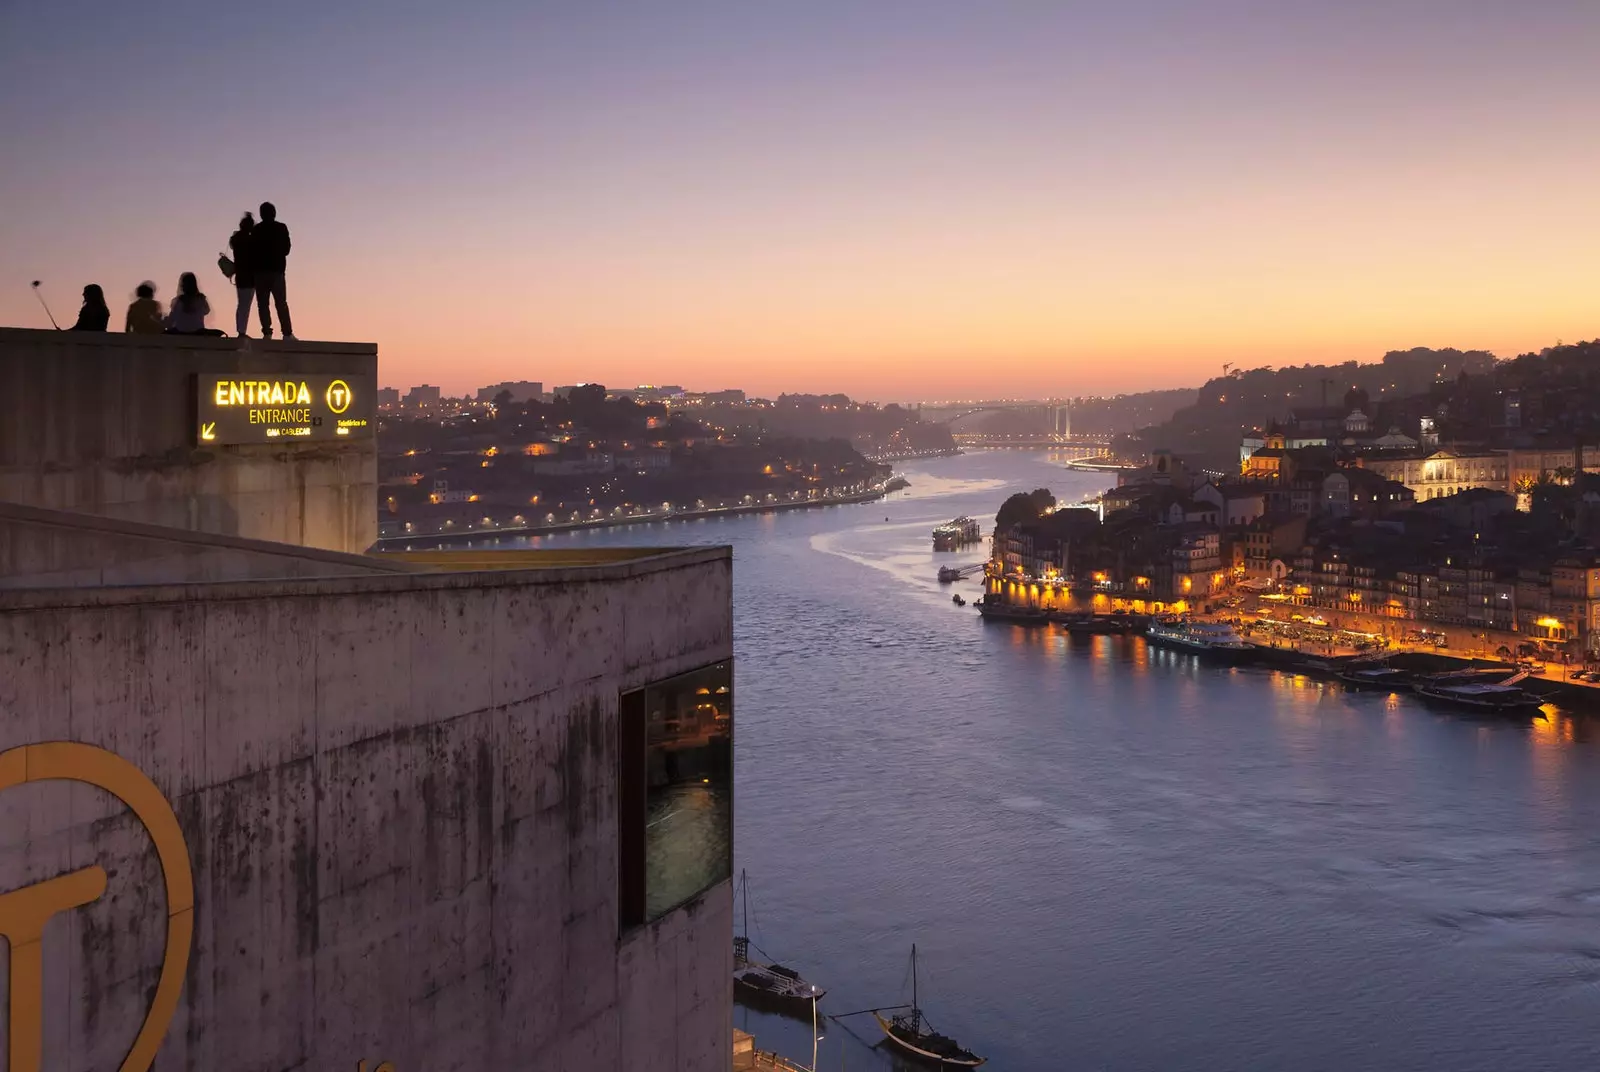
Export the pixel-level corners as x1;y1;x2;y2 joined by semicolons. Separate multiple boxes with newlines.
973;599;1600;712
376;480;907;545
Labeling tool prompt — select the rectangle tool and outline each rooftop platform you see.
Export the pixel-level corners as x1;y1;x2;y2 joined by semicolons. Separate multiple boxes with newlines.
0;327;379;554
0;498;720;596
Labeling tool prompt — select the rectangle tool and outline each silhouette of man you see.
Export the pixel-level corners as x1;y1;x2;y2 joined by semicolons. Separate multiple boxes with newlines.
251;201;295;340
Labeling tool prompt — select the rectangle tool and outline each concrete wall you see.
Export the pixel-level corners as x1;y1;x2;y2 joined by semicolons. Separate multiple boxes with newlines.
0;501;414;588
0;328;378;553
0;546;734;1071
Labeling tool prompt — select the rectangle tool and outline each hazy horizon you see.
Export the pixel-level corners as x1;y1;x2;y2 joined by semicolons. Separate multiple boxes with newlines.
4;1;1596;398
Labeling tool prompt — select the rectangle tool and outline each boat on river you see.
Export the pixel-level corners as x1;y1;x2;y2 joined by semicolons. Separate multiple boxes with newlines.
933;517;982;551
733;871;825;1015
1061;613;1128;635
1338;665;1413;691
873;945;985;1067
1414;670;1547;714
1145;617;1256;662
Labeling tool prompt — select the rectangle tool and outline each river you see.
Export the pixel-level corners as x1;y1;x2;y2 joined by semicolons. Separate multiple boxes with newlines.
518;449;1600;1071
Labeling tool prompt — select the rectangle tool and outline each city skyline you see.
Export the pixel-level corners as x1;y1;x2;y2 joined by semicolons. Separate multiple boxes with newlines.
3;2;1598;398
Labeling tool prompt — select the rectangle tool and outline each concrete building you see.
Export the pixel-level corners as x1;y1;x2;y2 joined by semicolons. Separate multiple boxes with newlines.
0;332;734;1071
377;386;401;408
0;328;377;554
404;384;443;406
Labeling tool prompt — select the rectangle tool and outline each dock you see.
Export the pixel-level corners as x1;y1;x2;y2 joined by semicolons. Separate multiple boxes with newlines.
734;1029;810;1071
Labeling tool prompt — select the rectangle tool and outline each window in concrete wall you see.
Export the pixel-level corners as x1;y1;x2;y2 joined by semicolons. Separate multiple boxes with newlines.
618;661;733;927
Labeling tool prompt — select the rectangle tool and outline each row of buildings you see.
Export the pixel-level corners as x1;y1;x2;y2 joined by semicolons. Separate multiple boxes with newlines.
989;407;1600;654
379;381;750;411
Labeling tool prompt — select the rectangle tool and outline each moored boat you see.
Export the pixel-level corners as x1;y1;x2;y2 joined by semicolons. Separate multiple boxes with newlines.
1061;613;1127;635
733;872;825;1015
1145;617;1256;663
873;945;985;1067
1414;671;1547;714
1337;665;1412;691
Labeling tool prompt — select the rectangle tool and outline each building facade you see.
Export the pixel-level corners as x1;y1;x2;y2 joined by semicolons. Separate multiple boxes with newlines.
0;334;735;1071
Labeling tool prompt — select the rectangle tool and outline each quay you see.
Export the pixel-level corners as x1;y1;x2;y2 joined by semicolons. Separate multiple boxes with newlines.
1064;455;1144;472
972;597;1600;712
378;481;904;545
733;1030;809;1071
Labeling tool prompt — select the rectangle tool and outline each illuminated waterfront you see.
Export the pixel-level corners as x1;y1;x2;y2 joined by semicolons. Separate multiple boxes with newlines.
519;450;1600;1071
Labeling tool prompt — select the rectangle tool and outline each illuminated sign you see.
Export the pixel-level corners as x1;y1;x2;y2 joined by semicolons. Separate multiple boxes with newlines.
0;742;194;1072
195;374;374;445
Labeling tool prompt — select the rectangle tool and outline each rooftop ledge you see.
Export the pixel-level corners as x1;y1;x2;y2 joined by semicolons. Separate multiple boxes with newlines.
0;325;376;355
0;500;728;607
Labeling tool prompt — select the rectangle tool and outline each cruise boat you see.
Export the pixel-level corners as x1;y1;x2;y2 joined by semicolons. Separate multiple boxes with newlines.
1145;618;1256;662
933;516;982;551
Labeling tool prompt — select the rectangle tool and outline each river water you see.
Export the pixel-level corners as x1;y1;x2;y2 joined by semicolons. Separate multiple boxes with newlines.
520;449;1600;1071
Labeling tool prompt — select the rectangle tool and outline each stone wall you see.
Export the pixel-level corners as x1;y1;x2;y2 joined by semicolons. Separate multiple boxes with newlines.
0;547;734;1071
0;328;378;553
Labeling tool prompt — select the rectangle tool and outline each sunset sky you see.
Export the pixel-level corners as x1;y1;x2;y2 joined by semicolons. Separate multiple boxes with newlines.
3;1;1597;400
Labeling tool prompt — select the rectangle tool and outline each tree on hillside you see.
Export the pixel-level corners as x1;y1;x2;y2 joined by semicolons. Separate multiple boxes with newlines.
996;488;1056;529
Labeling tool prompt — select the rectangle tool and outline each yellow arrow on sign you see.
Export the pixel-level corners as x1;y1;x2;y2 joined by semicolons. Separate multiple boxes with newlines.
200;422;216;441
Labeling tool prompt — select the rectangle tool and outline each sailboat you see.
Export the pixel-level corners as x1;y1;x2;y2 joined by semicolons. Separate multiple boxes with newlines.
873;945;985;1067
732;870;826;1014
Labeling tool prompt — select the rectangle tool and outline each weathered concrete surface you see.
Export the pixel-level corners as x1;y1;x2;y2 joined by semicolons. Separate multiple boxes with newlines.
0;500;415;587
0;545;734;1071
0;327;377;553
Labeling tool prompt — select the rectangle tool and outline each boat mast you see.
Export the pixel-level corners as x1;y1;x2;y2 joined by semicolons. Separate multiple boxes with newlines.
741;868;748;939
911;944;919;1024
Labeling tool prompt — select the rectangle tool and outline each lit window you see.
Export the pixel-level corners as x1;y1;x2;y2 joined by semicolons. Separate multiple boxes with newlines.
618;662;733;926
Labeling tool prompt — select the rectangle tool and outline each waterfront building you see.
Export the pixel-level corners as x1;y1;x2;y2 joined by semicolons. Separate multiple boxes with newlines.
1242;515;1306;579
0;329;733;1071
1170;526;1225;600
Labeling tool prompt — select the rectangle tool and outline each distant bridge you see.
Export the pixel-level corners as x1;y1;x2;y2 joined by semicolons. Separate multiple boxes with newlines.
952;434;1112;451
921;401;1069;427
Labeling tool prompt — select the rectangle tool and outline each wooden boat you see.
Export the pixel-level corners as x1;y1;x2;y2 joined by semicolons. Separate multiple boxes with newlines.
874;945;985;1067
732;871;825;1015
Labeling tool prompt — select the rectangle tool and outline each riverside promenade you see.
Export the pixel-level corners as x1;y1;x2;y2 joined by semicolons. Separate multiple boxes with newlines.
377;480;906;545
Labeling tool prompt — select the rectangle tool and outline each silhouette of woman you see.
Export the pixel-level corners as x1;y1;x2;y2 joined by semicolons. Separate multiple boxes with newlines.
164;272;224;336
69;284;110;331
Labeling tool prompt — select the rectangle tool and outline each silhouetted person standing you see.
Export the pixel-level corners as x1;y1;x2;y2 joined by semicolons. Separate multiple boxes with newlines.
228;212;258;337
251;201;294;340
69;284;109;331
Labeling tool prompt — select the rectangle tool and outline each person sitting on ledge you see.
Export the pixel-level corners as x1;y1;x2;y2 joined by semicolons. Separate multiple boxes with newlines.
69;283;109;331
163;272;225;336
124;281;164;334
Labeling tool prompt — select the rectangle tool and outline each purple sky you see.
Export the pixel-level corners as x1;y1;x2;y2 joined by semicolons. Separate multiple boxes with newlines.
3;1;1598;399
